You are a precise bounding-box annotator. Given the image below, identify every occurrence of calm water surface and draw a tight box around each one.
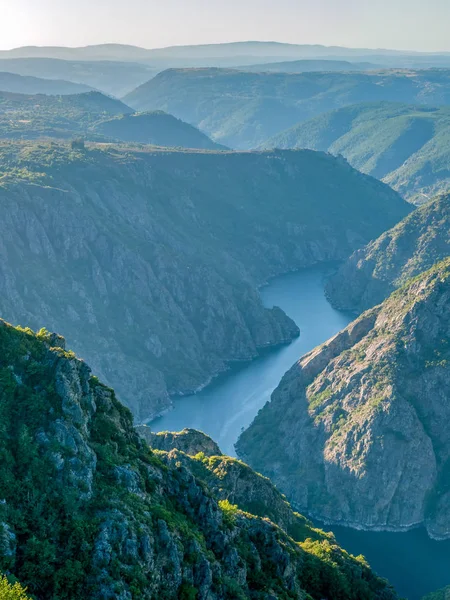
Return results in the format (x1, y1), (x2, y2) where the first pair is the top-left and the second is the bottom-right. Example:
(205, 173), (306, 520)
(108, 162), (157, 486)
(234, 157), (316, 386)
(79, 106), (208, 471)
(151, 265), (450, 600)
(152, 266), (350, 456)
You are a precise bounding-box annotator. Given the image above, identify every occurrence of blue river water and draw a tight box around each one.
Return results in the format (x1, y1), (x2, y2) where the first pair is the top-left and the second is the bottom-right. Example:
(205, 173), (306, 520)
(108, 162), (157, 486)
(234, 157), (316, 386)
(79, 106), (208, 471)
(151, 265), (450, 600)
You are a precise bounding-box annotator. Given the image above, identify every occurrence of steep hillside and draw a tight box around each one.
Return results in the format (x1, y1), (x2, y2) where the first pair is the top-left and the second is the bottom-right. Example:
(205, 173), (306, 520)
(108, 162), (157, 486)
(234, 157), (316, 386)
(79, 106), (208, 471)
(0, 318), (398, 599)
(92, 111), (225, 149)
(123, 68), (450, 148)
(137, 427), (334, 545)
(0, 71), (93, 95)
(237, 259), (450, 540)
(263, 102), (450, 203)
(0, 58), (157, 97)
(326, 193), (450, 312)
(0, 142), (408, 420)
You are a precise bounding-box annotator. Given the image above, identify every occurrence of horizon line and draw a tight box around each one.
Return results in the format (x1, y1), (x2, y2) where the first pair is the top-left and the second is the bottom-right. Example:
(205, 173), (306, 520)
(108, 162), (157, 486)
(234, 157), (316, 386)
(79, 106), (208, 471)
(1, 39), (450, 55)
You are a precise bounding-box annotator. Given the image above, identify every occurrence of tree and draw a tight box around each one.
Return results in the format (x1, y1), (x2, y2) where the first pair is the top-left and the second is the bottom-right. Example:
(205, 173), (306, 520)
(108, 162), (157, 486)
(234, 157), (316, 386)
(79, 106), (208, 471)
(0, 576), (31, 600)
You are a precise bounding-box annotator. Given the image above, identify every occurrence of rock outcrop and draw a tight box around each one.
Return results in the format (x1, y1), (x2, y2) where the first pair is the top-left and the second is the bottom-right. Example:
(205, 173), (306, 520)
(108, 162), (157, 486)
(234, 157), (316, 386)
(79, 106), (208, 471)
(141, 428), (328, 545)
(237, 259), (450, 539)
(136, 426), (222, 456)
(326, 193), (450, 313)
(0, 141), (408, 420)
(0, 317), (398, 600)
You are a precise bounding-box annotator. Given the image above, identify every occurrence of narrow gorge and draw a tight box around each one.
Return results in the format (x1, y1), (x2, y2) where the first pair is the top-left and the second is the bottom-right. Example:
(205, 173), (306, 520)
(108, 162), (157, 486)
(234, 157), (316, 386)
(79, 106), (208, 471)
(0, 141), (408, 421)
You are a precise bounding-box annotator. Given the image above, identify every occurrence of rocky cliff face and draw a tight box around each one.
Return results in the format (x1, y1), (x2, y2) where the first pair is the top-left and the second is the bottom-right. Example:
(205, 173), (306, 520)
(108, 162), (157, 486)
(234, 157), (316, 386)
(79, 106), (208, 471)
(326, 193), (450, 312)
(237, 259), (450, 539)
(137, 427), (328, 545)
(0, 318), (398, 600)
(0, 141), (408, 421)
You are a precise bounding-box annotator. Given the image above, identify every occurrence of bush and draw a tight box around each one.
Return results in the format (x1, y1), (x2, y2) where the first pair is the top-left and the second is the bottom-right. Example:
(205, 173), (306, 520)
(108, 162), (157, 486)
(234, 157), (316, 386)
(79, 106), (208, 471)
(0, 575), (30, 600)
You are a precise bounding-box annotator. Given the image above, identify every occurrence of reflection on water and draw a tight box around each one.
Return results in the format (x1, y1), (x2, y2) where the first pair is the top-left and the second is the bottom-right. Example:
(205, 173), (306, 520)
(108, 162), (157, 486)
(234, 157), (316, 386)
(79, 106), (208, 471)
(327, 524), (450, 600)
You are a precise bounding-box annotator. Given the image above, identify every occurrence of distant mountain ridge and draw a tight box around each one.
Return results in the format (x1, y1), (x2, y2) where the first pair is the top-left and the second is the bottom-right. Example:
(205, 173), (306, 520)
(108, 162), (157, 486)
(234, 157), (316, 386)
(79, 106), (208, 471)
(123, 67), (450, 149)
(241, 59), (381, 72)
(1, 41), (448, 63)
(0, 58), (158, 97)
(0, 71), (93, 95)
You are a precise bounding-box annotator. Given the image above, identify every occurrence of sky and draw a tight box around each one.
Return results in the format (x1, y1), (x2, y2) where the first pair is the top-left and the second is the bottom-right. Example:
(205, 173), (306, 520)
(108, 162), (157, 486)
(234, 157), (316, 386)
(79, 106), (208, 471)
(1, 0), (450, 52)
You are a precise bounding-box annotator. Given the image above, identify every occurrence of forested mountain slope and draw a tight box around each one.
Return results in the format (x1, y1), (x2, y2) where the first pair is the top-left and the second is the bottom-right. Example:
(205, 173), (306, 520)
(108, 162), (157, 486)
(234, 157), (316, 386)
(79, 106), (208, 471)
(0, 90), (132, 140)
(124, 68), (450, 148)
(263, 102), (450, 203)
(0, 57), (157, 97)
(92, 111), (225, 149)
(0, 91), (222, 149)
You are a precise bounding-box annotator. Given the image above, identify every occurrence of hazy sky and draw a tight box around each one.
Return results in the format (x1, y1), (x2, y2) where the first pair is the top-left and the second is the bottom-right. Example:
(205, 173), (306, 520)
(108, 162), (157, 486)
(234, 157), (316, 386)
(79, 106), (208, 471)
(1, 0), (449, 52)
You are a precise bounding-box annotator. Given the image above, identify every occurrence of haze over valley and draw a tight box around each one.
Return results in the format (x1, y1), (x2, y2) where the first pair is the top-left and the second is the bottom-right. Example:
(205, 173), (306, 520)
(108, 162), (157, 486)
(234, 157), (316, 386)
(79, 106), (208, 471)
(0, 2), (450, 599)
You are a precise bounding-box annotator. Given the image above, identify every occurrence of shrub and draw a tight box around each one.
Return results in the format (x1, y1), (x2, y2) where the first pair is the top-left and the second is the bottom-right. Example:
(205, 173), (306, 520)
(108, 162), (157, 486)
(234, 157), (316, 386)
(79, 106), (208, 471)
(0, 575), (30, 600)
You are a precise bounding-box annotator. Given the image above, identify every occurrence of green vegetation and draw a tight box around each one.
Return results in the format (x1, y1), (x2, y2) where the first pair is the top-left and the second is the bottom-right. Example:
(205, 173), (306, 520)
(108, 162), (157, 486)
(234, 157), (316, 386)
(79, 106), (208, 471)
(264, 101), (450, 202)
(176, 449), (329, 544)
(218, 499), (239, 526)
(0, 90), (223, 149)
(92, 111), (225, 149)
(0, 90), (132, 141)
(0, 576), (30, 600)
(123, 68), (450, 148)
(308, 387), (332, 411)
(0, 92), (132, 140)
(0, 318), (398, 599)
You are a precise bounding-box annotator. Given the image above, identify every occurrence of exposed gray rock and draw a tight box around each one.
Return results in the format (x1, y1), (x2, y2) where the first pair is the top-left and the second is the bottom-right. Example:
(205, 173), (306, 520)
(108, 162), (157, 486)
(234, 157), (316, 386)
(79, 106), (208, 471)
(0, 318), (399, 599)
(0, 142), (408, 421)
(136, 426), (222, 456)
(326, 193), (450, 312)
(238, 259), (450, 539)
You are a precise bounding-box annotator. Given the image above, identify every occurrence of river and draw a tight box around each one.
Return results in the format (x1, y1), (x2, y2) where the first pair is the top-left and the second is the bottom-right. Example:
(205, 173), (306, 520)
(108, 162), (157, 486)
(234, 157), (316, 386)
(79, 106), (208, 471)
(151, 265), (351, 456)
(151, 265), (450, 600)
